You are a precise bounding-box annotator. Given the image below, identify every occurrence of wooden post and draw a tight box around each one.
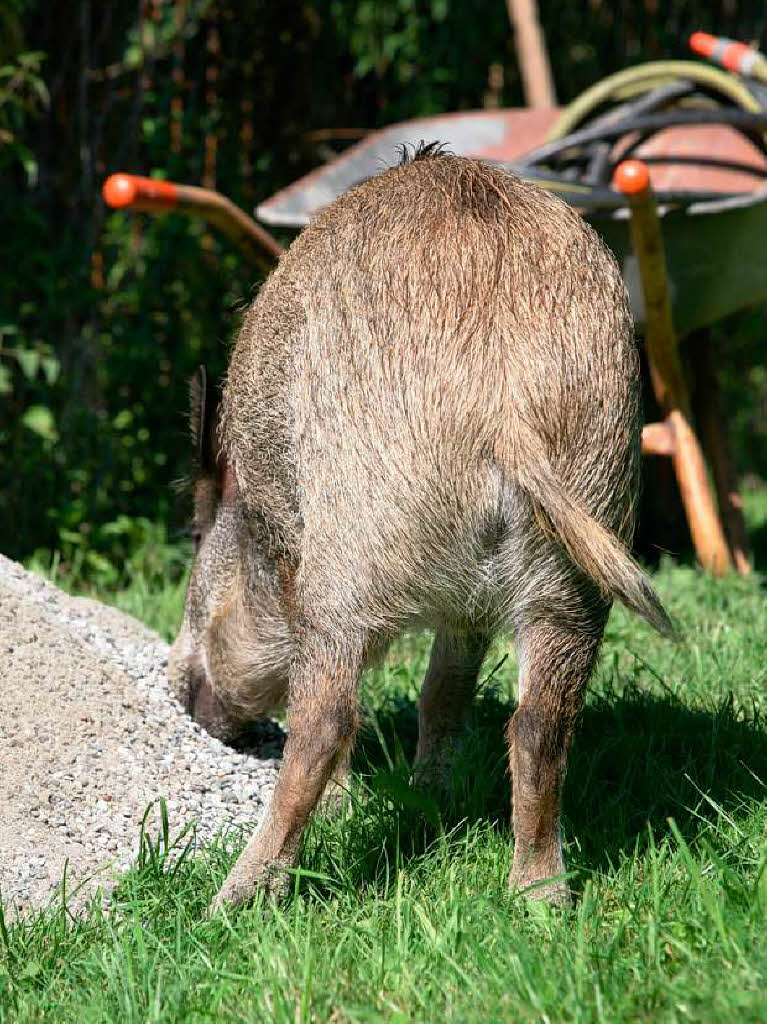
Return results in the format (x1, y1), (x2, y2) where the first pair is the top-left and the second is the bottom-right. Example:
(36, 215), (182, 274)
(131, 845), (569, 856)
(505, 0), (557, 108)
(615, 160), (732, 576)
(690, 329), (751, 574)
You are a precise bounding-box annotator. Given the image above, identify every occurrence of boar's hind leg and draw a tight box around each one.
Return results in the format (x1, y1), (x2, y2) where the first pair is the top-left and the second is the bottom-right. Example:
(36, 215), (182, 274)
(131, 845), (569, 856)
(415, 630), (489, 784)
(210, 632), (362, 912)
(507, 609), (606, 906)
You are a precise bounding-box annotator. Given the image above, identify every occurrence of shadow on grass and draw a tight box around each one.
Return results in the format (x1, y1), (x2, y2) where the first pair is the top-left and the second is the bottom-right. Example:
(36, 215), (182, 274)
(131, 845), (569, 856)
(113, 685), (766, 911)
(311, 685), (767, 892)
(568, 689), (766, 869)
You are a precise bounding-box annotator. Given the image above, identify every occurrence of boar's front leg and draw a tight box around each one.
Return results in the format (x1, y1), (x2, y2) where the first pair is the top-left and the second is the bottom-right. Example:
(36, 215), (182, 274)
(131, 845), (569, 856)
(210, 631), (362, 912)
(507, 611), (606, 906)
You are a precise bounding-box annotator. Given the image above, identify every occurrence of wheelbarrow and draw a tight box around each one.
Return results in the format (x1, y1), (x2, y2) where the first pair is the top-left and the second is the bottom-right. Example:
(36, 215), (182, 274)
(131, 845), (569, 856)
(104, 33), (767, 577)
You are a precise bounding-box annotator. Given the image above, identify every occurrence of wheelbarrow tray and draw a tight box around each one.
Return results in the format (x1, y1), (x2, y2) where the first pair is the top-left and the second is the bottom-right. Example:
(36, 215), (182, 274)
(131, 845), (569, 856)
(257, 108), (767, 335)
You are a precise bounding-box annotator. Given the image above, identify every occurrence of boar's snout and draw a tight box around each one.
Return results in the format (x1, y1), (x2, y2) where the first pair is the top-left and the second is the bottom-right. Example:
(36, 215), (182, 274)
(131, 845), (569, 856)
(168, 635), (241, 743)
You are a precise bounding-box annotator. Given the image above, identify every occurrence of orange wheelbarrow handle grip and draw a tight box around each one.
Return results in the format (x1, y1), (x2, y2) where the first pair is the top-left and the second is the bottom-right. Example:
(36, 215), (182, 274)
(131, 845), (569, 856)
(101, 173), (284, 262)
(689, 31), (766, 78)
(103, 174), (179, 209)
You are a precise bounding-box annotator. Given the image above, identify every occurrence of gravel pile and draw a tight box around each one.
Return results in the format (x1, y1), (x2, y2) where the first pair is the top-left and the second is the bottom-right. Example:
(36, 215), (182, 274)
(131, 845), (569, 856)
(0, 554), (283, 915)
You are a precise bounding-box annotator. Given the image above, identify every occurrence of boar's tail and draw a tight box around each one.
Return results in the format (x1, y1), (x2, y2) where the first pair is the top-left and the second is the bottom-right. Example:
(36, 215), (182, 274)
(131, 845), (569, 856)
(518, 458), (676, 639)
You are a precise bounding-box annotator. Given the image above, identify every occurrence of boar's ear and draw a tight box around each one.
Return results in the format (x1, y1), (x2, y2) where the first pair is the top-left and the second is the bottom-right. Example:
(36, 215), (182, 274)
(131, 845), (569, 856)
(189, 365), (219, 477)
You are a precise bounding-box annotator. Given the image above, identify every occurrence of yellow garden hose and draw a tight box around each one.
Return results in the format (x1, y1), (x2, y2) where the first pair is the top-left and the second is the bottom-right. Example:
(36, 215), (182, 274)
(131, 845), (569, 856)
(545, 60), (762, 143)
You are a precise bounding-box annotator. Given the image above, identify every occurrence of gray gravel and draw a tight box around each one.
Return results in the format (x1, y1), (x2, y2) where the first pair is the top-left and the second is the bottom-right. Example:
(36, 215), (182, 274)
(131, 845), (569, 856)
(0, 554), (283, 915)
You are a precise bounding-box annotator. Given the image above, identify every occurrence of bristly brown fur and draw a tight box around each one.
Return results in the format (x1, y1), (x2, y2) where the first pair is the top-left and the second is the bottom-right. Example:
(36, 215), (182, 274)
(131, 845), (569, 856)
(169, 155), (674, 913)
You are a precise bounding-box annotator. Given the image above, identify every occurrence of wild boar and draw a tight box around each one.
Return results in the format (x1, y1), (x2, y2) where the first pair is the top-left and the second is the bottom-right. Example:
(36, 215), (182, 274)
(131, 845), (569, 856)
(168, 146), (673, 911)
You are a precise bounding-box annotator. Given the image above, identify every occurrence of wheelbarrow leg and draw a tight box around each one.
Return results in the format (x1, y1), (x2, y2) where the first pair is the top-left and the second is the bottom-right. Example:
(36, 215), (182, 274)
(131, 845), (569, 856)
(690, 329), (751, 574)
(615, 160), (732, 576)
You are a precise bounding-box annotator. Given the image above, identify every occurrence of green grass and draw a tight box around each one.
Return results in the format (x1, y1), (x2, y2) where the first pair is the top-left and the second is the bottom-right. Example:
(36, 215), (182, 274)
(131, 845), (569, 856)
(7, 543), (767, 1020)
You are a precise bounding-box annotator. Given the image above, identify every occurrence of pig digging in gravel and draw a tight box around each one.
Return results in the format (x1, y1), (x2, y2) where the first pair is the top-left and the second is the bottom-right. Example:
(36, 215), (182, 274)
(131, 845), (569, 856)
(168, 145), (674, 913)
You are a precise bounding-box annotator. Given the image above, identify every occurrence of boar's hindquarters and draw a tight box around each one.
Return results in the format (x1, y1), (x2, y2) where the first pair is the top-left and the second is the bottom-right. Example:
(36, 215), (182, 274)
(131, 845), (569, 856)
(209, 153), (674, 911)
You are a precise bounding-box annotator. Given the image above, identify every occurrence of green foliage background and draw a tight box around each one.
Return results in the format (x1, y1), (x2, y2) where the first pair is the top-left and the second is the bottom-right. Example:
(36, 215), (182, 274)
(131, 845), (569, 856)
(2, 0), (767, 581)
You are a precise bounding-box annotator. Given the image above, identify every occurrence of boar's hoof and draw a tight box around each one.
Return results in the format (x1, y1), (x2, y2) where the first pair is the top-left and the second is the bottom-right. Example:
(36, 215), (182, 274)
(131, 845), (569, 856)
(209, 857), (291, 915)
(509, 870), (574, 908)
(411, 754), (456, 797)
